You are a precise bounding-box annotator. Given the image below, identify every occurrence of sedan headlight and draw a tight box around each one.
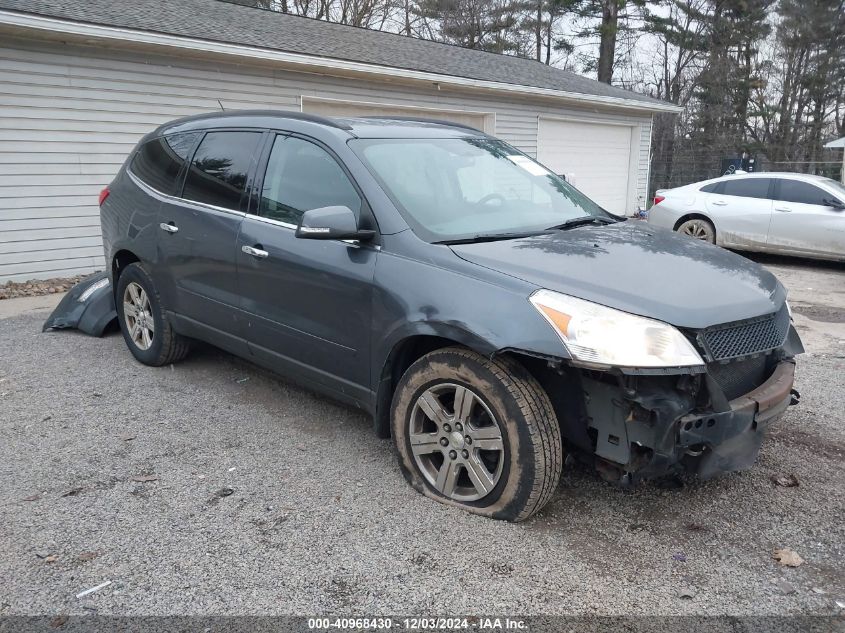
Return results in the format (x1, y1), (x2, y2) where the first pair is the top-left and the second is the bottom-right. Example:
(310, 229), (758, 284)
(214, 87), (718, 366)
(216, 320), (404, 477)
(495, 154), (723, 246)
(529, 289), (704, 368)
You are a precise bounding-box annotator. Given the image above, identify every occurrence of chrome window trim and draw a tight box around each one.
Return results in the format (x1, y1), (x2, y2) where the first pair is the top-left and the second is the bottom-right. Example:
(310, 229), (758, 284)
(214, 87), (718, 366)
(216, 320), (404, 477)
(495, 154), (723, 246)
(127, 169), (247, 218)
(242, 213), (381, 250)
(245, 214), (297, 230)
(129, 164), (381, 250)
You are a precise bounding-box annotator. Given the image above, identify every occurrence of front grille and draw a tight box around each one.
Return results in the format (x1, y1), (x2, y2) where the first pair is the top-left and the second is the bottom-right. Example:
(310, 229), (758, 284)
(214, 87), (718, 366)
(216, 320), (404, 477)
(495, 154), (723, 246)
(707, 355), (769, 400)
(698, 303), (790, 361)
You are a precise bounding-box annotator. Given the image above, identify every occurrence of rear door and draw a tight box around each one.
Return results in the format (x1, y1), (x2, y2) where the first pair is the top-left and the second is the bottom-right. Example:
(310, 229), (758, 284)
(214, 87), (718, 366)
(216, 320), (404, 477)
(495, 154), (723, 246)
(236, 133), (378, 401)
(767, 178), (845, 257)
(157, 129), (264, 333)
(124, 131), (200, 281)
(704, 178), (773, 248)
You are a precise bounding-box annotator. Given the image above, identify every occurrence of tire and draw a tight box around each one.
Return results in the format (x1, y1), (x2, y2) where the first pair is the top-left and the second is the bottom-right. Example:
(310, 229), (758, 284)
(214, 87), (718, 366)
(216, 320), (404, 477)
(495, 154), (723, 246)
(676, 217), (716, 243)
(391, 347), (562, 522)
(115, 262), (190, 366)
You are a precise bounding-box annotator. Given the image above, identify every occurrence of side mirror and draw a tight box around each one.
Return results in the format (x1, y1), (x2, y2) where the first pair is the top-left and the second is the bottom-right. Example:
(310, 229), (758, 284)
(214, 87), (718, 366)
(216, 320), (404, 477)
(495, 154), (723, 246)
(823, 198), (845, 210)
(295, 206), (375, 241)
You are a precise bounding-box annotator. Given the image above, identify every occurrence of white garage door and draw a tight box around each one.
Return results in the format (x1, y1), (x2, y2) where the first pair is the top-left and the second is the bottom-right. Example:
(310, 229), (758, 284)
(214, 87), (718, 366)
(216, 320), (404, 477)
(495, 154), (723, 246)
(302, 97), (493, 133)
(537, 118), (634, 215)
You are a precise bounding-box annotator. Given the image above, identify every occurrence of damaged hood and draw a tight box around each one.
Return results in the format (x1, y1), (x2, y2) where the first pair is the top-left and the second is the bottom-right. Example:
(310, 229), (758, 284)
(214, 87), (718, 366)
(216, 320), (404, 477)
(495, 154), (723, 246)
(450, 222), (784, 330)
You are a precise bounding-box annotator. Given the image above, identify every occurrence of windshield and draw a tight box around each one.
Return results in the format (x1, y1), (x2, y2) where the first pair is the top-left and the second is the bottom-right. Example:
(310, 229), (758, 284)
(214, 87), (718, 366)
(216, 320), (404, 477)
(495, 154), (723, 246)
(350, 137), (613, 242)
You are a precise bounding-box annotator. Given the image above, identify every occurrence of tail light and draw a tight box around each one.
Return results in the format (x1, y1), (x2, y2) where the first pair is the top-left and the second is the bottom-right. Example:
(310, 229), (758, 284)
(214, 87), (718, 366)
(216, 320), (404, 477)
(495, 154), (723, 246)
(653, 195), (665, 206)
(98, 186), (110, 206)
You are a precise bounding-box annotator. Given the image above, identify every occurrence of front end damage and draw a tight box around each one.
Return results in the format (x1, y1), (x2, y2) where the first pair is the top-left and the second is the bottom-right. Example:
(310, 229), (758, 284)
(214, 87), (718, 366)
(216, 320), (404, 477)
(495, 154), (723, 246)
(543, 304), (805, 483)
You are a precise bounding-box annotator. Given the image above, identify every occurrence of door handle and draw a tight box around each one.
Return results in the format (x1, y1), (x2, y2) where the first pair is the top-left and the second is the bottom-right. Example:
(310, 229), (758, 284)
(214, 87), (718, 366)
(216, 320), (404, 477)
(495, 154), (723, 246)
(712, 200), (727, 206)
(774, 207), (792, 213)
(159, 222), (179, 233)
(242, 244), (269, 259)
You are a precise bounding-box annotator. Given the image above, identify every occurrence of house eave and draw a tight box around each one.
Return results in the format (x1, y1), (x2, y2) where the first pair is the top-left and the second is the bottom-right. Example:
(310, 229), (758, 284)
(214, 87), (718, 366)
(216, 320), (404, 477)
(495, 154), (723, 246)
(0, 9), (683, 115)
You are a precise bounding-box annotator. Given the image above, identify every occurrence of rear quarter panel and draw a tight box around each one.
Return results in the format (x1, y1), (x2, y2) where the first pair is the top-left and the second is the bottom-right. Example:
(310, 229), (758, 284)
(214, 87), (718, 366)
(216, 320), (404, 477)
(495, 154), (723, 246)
(648, 187), (702, 230)
(100, 168), (160, 281)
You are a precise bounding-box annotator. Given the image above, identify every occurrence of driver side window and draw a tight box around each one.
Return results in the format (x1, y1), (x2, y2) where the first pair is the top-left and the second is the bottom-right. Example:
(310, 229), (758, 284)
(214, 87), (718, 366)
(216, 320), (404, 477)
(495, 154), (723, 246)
(260, 136), (361, 225)
(775, 179), (830, 206)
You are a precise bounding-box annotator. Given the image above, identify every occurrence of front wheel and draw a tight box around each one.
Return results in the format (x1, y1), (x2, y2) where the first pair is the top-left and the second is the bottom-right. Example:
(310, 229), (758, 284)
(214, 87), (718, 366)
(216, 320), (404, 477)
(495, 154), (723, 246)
(391, 347), (562, 522)
(677, 217), (716, 243)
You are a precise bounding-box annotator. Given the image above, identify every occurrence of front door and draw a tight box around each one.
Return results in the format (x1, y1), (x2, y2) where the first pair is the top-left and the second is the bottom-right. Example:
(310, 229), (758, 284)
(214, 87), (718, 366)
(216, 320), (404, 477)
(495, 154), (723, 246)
(157, 129), (264, 333)
(704, 177), (773, 248)
(236, 133), (377, 401)
(767, 178), (845, 258)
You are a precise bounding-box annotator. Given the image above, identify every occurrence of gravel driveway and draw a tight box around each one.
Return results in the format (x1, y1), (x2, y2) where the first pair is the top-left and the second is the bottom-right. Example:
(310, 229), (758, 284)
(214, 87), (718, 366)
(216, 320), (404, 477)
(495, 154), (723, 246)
(1, 255), (843, 618)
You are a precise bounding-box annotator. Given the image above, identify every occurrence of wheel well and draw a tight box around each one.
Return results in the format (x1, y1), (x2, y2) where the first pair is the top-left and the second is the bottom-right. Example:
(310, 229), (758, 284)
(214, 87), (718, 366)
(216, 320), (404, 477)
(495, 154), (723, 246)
(373, 335), (466, 438)
(372, 337), (579, 444)
(496, 351), (589, 453)
(112, 249), (140, 283)
(673, 213), (715, 232)
(375, 336), (593, 451)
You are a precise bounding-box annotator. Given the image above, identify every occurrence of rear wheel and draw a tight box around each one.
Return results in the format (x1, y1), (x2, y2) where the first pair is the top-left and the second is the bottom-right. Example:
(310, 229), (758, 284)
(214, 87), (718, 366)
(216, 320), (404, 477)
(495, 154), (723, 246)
(115, 263), (189, 366)
(677, 218), (716, 243)
(391, 347), (562, 522)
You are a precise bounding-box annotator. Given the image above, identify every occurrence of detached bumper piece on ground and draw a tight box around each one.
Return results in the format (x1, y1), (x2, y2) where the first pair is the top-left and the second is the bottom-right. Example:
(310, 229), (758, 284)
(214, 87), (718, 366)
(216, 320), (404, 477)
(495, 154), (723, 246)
(42, 271), (116, 336)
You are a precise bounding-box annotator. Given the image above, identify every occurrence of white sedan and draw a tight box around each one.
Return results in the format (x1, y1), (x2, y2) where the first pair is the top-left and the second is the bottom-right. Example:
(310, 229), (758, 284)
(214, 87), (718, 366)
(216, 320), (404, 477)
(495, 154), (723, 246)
(647, 172), (845, 261)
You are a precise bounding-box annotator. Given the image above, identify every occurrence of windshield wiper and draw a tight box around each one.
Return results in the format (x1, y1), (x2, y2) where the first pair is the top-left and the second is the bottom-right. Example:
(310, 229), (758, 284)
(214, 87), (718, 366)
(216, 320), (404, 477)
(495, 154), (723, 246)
(546, 216), (617, 231)
(436, 231), (542, 245)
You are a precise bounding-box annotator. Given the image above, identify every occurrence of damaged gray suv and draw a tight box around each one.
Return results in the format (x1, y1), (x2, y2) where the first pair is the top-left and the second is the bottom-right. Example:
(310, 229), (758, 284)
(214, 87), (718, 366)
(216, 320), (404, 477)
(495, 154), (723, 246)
(52, 111), (804, 521)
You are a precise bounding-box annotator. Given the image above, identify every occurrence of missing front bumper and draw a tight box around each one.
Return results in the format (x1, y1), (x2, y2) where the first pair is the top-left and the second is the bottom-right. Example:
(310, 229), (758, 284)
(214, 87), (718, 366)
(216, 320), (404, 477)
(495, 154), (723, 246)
(579, 358), (797, 482)
(681, 360), (795, 478)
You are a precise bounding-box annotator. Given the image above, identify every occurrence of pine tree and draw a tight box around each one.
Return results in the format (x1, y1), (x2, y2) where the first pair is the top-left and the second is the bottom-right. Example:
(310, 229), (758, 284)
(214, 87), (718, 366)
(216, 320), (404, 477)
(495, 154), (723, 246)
(688, 0), (772, 177)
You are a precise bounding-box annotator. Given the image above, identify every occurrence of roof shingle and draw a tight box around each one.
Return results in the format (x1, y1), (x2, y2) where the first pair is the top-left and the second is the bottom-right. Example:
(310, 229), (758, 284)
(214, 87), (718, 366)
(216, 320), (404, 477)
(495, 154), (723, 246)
(0, 0), (668, 108)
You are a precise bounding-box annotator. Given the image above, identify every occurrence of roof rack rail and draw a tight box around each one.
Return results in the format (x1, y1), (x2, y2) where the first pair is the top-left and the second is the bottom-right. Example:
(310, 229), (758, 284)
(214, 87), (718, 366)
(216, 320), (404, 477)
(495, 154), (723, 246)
(359, 115), (483, 133)
(160, 109), (353, 131)
(275, 110), (353, 130)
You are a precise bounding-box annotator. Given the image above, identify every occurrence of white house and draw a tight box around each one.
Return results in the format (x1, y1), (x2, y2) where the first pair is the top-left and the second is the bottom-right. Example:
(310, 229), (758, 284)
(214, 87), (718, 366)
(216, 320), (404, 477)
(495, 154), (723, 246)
(0, 0), (679, 282)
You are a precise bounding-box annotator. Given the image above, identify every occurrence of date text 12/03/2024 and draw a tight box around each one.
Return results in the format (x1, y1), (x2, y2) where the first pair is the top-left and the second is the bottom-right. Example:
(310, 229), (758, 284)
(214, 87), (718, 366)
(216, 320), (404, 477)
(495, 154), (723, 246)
(307, 617), (528, 630)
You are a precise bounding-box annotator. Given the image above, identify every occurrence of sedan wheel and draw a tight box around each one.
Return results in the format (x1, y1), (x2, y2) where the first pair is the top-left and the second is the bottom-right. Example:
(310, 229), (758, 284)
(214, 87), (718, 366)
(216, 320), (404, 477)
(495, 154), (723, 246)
(677, 218), (716, 243)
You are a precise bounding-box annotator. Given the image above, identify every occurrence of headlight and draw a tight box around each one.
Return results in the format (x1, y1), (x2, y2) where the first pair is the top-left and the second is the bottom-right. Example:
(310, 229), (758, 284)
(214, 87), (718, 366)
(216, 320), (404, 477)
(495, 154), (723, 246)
(529, 289), (704, 368)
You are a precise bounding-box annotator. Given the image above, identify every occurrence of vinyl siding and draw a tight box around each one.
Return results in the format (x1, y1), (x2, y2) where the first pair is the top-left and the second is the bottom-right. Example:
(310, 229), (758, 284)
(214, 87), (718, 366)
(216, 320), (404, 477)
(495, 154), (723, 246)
(637, 120), (653, 208)
(0, 36), (654, 282)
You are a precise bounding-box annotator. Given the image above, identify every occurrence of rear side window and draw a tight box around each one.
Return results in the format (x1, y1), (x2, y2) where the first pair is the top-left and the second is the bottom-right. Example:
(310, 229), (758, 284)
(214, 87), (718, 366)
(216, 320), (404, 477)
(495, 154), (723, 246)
(130, 133), (199, 195)
(182, 131), (263, 211)
(259, 136), (361, 225)
(775, 179), (829, 205)
(721, 178), (771, 199)
(700, 182), (722, 193)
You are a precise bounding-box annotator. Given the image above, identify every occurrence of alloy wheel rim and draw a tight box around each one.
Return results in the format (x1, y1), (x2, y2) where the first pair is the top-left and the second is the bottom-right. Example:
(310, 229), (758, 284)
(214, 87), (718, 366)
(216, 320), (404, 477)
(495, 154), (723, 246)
(409, 383), (505, 502)
(123, 282), (155, 350)
(681, 221), (710, 240)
